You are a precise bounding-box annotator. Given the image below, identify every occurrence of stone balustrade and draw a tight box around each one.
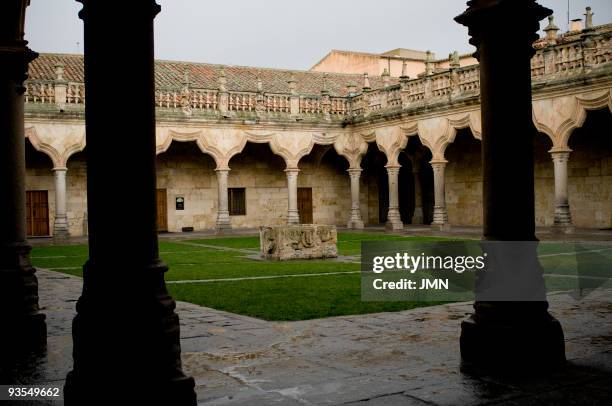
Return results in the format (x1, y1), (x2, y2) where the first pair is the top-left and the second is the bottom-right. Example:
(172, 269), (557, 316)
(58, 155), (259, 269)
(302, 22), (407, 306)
(24, 26), (612, 121)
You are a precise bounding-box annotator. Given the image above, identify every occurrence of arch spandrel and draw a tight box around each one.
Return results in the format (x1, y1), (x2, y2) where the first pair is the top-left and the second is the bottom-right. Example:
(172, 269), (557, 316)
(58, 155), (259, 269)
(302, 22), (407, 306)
(533, 90), (612, 151)
(333, 132), (368, 169)
(25, 123), (86, 168)
(374, 126), (408, 166)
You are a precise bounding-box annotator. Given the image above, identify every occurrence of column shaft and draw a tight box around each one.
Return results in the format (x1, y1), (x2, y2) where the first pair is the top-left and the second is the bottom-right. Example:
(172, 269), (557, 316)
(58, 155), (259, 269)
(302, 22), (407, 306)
(53, 167), (70, 240)
(347, 168), (364, 229)
(286, 168), (300, 224)
(455, 0), (565, 370)
(65, 1), (195, 404)
(385, 165), (403, 230)
(0, 0), (47, 357)
(551, 151), (573, 228)
(431, 161), (448, 227)
(412, 166), (424, 224)
(216, 169), (231, 230)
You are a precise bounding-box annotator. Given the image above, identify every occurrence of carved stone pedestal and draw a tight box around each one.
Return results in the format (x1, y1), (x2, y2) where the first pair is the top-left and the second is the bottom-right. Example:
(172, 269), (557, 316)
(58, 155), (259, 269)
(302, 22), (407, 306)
(260, 225), (338, 260)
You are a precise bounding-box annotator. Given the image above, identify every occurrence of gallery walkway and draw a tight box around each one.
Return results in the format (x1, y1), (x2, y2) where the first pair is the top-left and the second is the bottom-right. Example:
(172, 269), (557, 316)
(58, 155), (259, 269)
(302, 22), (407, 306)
(6, 268), (611, 405)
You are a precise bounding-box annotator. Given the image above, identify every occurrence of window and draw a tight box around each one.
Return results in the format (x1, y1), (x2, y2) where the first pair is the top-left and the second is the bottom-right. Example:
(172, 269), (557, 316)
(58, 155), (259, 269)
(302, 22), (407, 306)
(228, 188), (246, 215)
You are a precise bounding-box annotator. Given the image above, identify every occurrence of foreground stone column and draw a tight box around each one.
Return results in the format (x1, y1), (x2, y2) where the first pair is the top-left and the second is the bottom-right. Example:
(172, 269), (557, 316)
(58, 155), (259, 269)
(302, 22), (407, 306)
(64, 1), (196, 404)
(347, 168), (364, 229)
(53, 167), (70, 241)
(385, 165), (403, 230)
(431, 160), (449, 228)
(285, 168), (300, 224)
(551, 150), (573, 230)
(0, 0), (47, 358)
(215, 168), (231, 231)
(412, 163), (424, 224)
(456, 0), (565, 370)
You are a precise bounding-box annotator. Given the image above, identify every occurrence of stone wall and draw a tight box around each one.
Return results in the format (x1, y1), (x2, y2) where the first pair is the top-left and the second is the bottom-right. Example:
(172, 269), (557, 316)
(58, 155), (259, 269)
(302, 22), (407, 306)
(445, 131), (483, 226)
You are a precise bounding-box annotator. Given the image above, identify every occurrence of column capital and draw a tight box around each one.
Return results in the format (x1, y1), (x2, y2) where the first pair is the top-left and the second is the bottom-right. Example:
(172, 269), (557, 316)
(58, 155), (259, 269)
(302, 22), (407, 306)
(52, 166), (68, 172)
(550, 150), (571, 162)
(455, 1), (551, 60)
(430, 160), (447, 169)
(77, 0), (161, 20)
(214, 167), (230, 173)
(347, 167), (363, 174)
(284, 167), (300, 174)
(549, 146), (572, 155)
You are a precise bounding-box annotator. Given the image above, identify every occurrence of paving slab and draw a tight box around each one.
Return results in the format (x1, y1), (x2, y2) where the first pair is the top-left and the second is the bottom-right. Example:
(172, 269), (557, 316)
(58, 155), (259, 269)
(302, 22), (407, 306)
(5, 269), (611, 405)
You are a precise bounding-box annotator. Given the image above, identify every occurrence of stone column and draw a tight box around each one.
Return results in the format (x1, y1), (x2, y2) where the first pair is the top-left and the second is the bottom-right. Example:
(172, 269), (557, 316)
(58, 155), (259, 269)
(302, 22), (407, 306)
(456, 0), (565, 369)
(53, 167), (70, 241)
(0, 0), (47, 357)
(551, 151), (573, 230)
(64, 2), (196, 404)
(285, 168), (300, 224)
(431, 161), (449, 228)
(385, 165), (403, 230)
(347, 168), (364, 229)
(412, 163), (424, 225)
(215, 168), (231, 231)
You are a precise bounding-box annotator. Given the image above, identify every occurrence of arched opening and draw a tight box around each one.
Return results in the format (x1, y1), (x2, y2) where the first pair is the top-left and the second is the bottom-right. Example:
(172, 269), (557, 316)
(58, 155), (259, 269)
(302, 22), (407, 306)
(444, 128), (482, 226)
(228, 141), (287, 227)
(534, 132), (554, 226)
(25, 139), (54, 237)
(156, 140), (216, 232)
(299, 144), (350, 225)
(401, 135), (434, 225)
(361, 142), (388, 225)
(567, 108), (612, 229)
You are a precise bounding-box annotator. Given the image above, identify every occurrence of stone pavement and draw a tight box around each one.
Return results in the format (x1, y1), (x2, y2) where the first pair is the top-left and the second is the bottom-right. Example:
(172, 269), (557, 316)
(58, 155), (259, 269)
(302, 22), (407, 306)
(7, 269), (611, 405)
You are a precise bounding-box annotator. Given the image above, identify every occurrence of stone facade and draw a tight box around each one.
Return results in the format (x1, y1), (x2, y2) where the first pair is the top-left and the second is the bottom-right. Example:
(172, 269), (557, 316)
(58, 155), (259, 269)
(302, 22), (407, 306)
(21, 22), (612, 236)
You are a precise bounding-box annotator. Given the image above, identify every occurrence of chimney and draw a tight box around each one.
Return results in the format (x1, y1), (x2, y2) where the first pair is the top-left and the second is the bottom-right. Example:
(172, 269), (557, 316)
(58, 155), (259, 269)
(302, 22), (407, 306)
(570, 18), (583, 32)
(584, 7), (594, 29)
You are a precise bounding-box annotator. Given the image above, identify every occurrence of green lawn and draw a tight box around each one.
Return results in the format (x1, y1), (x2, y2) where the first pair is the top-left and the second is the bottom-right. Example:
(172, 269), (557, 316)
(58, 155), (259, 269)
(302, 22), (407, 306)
(30, 233), (611, 321)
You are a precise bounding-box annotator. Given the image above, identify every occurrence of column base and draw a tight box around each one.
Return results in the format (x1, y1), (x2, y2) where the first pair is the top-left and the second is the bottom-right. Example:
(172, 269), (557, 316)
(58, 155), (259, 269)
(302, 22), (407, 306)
(65, 370), (196, 405)
(0, 242), (47, 357)
(385, 219), (404, 231)
(287, 210), (300, 225)
(216, 213), (232, 232)
(347, 219), (364, 229)
(53, 226), (71, 243)
(65, 260), (196, 404)
(460, 311), (565, 372)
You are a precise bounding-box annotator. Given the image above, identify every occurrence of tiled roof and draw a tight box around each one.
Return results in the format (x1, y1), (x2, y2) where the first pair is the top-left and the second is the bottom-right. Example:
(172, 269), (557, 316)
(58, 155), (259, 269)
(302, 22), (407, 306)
(28, 53), (398, 97)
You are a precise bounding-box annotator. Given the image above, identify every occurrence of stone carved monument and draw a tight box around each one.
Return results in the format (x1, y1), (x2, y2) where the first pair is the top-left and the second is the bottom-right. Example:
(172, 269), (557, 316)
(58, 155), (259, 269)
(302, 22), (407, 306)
(260, 225), (338, 260)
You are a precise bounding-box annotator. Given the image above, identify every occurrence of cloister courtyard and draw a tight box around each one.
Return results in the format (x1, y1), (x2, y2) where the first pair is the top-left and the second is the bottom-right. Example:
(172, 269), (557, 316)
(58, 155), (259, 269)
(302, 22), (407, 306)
(11, 229), (612, 404)
(2, 0), (611, 404)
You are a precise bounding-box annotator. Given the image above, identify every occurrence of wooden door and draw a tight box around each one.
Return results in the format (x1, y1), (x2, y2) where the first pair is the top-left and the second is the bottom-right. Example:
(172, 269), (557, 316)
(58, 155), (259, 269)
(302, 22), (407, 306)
(26, 191), (50, 236)
(156, 189), (168, 232)
(297, 187), (313, 224)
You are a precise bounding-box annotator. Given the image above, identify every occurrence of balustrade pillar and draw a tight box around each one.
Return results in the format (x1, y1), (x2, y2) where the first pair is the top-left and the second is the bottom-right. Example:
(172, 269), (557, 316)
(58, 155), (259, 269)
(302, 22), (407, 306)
(456, 0), (565, 370)
(551, 150), (573, 230)
(64, 1), (196, 403)
(53, 167), (70, 241)
(347, 168), (364, 229)
(215, 168), (231, 231)
(285, 168), (300, 224)
(431, 161), (449, 228)
(385, 165), (403, 230)
(0, 0), (47, 357)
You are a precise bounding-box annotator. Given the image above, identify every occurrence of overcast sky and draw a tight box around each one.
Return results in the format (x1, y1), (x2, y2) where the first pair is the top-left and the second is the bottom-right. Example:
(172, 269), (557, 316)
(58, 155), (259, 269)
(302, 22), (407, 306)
(25, 0), (612, 70)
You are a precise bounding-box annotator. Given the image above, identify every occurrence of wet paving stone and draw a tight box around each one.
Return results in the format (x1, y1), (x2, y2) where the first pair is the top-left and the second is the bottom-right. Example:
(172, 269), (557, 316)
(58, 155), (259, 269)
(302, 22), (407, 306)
(7, 269), (611, 405)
